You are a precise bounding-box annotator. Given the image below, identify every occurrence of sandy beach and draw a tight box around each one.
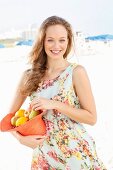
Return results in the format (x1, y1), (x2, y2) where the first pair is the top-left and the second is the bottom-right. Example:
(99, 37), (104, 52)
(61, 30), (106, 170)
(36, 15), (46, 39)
(0, 44), (113, 170)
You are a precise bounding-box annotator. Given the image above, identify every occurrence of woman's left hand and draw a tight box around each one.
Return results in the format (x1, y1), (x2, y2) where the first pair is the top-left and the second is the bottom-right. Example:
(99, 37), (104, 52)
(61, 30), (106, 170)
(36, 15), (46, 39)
(30, 97), (56, 111)
(11, 131), (47, 149)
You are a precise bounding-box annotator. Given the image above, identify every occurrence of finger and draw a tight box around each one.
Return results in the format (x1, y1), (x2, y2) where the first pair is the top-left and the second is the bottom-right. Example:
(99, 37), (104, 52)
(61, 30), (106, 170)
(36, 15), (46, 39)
(34, 135), (47, 139)
(32, 102), (41, 107)
(36, 138), (45, 145)
(40, 110), (47, 116)
(34, 106), (43, 111)
(33, 105), (42, 111)
(31, 101), (41, 108)
(27, 134), (46, 138)
(29, 104), (46, 113)
(30, 99), (40, 107)
(32, 96), (40, 103)
(35, 134), (47, 139)
(36, 138), (44, 140)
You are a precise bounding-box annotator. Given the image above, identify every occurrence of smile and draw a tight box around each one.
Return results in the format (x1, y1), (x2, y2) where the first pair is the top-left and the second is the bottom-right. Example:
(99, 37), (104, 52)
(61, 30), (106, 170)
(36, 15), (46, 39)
(50, 50), (61, 54)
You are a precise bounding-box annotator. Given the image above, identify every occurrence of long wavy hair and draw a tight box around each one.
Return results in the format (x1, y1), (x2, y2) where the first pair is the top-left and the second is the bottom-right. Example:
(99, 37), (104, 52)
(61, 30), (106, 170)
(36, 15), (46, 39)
(21, 16), (74, 96)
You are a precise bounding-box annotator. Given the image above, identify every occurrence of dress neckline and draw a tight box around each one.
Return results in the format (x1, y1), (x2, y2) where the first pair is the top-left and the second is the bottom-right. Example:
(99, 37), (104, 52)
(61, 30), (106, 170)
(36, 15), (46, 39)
(42, 63), (72, 83)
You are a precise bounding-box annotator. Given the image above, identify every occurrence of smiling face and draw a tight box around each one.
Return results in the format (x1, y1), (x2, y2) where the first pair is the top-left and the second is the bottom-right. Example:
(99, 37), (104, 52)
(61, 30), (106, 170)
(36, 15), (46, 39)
(44, 24), (68, 60)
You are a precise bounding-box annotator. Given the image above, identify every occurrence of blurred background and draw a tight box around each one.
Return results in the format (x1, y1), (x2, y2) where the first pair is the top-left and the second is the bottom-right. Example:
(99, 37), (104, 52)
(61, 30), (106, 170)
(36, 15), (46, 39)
(0, 0), (113, 169)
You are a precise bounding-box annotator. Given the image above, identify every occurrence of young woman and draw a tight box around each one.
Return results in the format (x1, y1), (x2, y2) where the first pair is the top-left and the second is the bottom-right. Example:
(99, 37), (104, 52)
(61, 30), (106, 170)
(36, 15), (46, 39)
(9, 16), (106, 169)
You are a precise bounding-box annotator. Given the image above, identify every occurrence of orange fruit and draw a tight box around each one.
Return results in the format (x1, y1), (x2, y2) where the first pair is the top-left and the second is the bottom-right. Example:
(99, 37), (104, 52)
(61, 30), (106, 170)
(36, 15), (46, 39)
(15, 117), (28, 127)
(15, 109), (25, 117)
(11, 116), (19, 126)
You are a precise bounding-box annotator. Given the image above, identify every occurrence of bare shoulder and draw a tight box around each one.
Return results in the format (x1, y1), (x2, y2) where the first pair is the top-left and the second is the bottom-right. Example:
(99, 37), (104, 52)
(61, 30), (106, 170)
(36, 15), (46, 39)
(73, 64), (88, 78)
(72, 64), (91, 88)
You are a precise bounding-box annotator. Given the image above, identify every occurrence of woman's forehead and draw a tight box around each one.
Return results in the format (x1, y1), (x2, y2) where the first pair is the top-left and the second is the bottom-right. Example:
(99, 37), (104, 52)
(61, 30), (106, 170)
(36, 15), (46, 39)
(45, 25), (68, 37)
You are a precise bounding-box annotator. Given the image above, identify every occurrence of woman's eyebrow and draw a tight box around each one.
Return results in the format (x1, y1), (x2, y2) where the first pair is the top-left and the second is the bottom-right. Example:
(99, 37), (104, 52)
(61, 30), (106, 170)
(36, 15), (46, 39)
(46, 36), (67, 38)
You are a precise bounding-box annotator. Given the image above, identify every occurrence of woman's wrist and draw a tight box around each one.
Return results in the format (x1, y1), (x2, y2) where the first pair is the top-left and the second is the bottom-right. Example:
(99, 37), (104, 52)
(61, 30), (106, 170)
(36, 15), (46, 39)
(52, 100), (62, 110)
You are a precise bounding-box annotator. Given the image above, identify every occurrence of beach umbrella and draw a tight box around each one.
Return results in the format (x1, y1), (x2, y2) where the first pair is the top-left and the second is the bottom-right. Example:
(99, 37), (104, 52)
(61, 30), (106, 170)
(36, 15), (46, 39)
(16, 40), (33, 46)
(0, 44), (5, 48)
(85, 34), (113, 41)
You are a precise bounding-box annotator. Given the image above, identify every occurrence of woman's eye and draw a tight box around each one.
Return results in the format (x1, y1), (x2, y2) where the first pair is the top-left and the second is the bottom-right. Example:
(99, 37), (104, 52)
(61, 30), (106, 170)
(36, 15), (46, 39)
(47, 39), (53, 42)
(60, 39), (65, 42)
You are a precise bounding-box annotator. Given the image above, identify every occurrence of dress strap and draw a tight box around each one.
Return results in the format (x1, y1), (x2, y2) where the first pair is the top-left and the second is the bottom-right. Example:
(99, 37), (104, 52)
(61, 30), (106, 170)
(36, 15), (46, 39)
(58, 63), (78, 86)
(71, 63), (78, 69)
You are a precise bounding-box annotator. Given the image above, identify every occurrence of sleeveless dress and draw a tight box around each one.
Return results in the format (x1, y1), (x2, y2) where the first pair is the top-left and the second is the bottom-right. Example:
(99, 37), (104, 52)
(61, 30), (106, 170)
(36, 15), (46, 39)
(30, 63), (106, 170)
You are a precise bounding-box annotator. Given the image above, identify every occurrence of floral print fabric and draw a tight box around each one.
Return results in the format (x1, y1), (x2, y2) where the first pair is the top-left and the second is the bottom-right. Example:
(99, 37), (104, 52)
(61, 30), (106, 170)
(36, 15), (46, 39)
(31, 63), (106, 170)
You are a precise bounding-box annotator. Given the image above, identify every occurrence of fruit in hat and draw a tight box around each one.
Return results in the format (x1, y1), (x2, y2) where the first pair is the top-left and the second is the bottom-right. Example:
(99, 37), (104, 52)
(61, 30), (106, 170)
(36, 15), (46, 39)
(29, 110), (40, 120)
(15, 109), (25, 117)
(15, 117), (28, 127)
(11, 116), (19, 126)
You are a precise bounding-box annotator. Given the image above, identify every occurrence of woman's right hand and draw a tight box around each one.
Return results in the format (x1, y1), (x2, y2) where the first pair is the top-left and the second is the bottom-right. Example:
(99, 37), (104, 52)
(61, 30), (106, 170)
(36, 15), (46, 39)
(11, 131), (47, 149)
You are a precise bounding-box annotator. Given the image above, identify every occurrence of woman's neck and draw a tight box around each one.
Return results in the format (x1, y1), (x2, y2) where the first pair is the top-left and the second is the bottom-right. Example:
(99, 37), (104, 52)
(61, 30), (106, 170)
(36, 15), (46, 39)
(46, 59), (69, 73)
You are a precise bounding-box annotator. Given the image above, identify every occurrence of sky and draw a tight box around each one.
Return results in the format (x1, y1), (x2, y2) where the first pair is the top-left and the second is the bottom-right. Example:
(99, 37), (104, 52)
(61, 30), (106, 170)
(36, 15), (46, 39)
(0, 0), (113, 36)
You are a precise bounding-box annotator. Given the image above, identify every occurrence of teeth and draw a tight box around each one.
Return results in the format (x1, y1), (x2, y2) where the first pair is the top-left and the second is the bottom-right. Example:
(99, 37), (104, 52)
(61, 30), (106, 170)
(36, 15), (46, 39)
(51, 50), (61, 54)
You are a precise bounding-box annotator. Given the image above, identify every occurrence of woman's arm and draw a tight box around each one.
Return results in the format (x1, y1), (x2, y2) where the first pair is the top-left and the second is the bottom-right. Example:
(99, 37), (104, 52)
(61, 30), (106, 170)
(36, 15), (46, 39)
(54, 65), (97, 125)
(11, 131), (47, 149)
(9, 71), (47, 148)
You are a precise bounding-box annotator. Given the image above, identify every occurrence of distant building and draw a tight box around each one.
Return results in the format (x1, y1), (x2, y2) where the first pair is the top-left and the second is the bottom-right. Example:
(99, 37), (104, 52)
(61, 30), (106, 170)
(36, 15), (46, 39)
(74, 31), (88, 56)
(21, 28), (37, 40)
(75, 31), (86, 44)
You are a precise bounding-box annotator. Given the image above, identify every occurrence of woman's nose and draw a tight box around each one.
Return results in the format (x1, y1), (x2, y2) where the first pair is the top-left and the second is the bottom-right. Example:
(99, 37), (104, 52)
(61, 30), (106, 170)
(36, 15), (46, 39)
(53, 41), (60, 48)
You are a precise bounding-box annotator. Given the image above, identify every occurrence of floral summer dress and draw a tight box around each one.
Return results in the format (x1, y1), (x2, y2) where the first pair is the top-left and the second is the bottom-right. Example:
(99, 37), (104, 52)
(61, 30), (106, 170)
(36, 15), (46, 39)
(31, 63), (106, 170)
